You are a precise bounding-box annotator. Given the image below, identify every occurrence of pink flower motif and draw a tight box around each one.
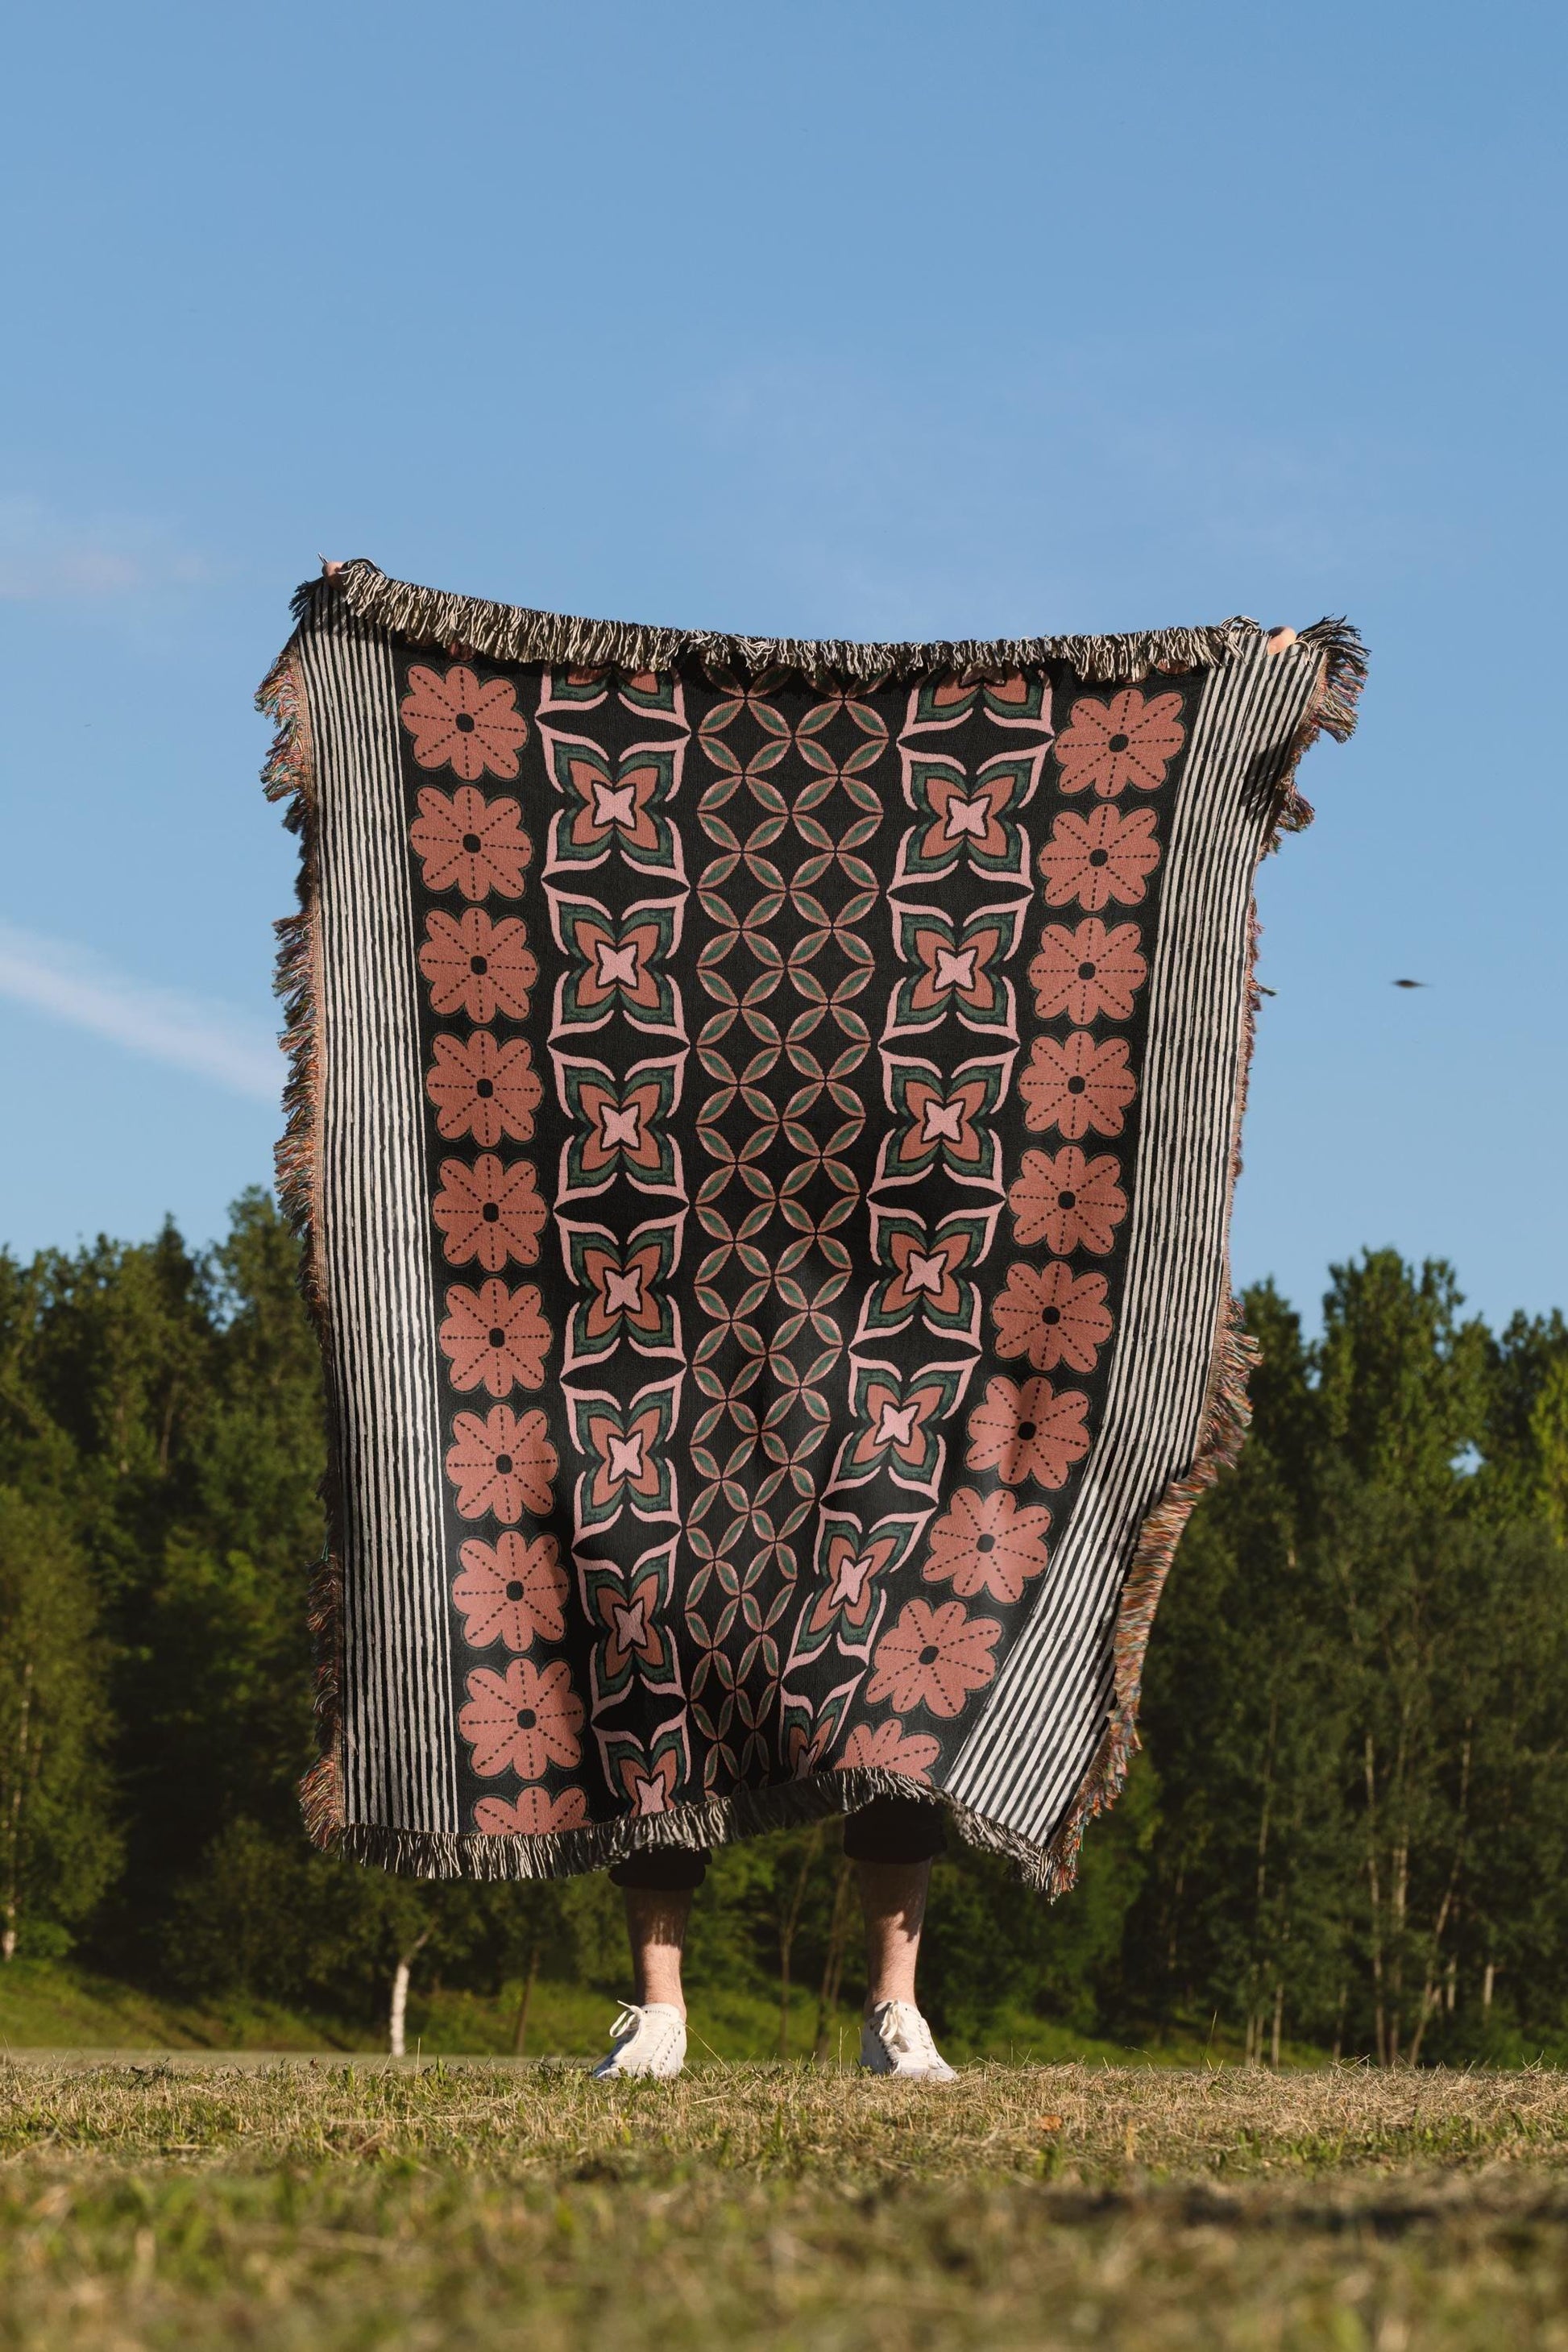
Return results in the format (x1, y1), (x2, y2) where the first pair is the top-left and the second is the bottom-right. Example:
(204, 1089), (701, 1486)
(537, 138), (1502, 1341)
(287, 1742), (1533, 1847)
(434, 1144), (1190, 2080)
(426, 1032), (542, 1147)
(866, 1598), (1002, 1717)
(458, 1657), (585, 1779)
(1039, 805), (1160, 911)
(583, 1402), (667, 1515)
(964, 1376), (1091, 1490)
(992, 1261), (1113, 1375)
(445, 1404), (558, 1521)
(419, 908), (537, 1023)
(835, 1719), (942, 1781)
(432, 1155), (547, 1271)
(409, 785), (532, 901)
(438, 1279), (551, 1396)
(1054, 688), (1185, 799)
(590, 1572), (671, 1681)
(561, 751), (670, 859)
(452, 1531), (568, 1651)
(616, 1749), (680, 1816)
(1019, 1032), (1136, 1139)
(474, 1786), (590, 1836)
(923, 1487), (1052, 1604)
(400, 664), (529, 781)
(807, 1529), (902, 1636)
(1008, 1147), (1127, 1256)
(1029, 919), (1147, 1025)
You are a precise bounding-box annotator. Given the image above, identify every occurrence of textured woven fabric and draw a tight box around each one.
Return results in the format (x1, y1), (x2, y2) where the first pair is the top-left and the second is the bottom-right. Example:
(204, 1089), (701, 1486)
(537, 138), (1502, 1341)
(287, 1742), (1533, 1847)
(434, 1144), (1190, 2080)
(260, 564), (1361, 1889)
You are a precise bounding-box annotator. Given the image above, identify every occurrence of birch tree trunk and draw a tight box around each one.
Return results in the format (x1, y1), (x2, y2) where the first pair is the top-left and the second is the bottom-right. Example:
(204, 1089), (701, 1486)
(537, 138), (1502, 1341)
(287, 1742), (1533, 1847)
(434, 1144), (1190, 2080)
(389, 1925), (433, 2056)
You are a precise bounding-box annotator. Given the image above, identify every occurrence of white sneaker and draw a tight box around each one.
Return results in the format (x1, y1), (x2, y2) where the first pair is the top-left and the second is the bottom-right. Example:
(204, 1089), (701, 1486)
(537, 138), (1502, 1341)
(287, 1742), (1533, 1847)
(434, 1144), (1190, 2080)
(591, 2001), (687, 2080)
(859, 2000), (957, 2082)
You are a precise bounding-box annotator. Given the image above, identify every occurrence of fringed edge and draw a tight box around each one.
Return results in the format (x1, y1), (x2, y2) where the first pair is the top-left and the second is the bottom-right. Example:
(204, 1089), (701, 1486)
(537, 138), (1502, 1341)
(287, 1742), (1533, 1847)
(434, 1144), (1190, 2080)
(323, 557), (1275, 689)
(332, 1765), (1063, 1886)
(257, 638), (349, 1854)
(1263, 617), (1368, 847)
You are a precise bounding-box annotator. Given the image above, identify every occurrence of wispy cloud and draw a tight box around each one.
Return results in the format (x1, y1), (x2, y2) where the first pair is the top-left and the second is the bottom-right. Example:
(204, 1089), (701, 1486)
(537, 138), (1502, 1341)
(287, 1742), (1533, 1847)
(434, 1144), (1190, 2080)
(0, 496), (208, 602)
(0, 922), (280, 1102)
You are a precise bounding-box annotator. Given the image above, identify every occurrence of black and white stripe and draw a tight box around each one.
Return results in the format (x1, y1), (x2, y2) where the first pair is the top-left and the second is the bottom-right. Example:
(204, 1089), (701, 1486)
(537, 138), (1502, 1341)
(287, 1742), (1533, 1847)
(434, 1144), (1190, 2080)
(944, 643), (1322, 1845)
(297, 601), (457, 1836)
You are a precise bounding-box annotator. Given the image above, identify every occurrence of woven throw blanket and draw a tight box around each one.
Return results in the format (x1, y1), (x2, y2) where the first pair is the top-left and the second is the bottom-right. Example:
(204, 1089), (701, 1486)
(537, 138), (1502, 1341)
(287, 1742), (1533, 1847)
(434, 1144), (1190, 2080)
(260, 561), (1363, 1889)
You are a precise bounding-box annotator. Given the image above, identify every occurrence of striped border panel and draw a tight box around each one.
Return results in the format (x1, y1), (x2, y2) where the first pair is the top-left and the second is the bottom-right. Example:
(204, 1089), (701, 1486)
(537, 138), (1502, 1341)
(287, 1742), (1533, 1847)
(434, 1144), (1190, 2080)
(296, 599), (457, 1836)
(945, 641), (1324, 1848)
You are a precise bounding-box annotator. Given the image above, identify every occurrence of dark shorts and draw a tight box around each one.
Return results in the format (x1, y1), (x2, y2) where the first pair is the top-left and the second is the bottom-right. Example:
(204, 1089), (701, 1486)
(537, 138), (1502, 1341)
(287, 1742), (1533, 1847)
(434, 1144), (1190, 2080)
(608, 1795), (946, 1889)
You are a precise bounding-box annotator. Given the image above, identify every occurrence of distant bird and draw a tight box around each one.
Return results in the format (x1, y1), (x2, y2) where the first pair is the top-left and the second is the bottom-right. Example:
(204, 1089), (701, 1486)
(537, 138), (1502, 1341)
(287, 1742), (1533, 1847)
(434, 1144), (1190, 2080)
(1392, 978), (1429, 989)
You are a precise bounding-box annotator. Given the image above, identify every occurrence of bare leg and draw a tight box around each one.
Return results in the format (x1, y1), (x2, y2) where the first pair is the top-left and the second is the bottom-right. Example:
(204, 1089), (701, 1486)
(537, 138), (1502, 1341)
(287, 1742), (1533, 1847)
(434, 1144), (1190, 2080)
(622, 1885), (693, 2016)
(856, 1857), (932, 2012)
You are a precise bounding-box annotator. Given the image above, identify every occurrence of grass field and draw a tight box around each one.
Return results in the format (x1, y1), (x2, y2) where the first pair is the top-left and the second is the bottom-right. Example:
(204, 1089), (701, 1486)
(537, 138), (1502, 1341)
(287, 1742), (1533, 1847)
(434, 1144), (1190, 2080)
(6, 2060), (1568, 2348)
(0, 1956), (1175, 2068)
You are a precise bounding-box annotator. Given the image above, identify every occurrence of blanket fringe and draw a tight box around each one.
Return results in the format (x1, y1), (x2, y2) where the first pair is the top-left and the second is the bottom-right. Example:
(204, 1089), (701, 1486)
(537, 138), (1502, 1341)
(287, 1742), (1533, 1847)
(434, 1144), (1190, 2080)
(257, 641), (348, 1853)
(319, 558), (1284, 689)
(1264, 616), (1368, 845)
(334, 1766), (1065, 1886)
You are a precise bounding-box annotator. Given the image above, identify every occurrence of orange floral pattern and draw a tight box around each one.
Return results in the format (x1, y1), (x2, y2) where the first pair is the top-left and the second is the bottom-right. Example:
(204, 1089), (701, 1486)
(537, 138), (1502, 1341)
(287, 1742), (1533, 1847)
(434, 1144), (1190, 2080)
(400, 664), (529, 780)
(992, 1260), (1113, 1374)
(1008, 1147), (1128, 1255)
(438, 1279), (551, 1396)
(923, 1487), (1052, 1603)
(425, 1032), (542, 1147)
(432, 1154), (547, 1271)
(474, 1786), (590, 1836)
(835, 1719), (942, 1778)
(1039, 805), (1161, 911)
(964, 1375), (1092, 1489)
(866, 1598), (1002, 1716)
(1029, 918), (1147, 1025)
(419, 908), (537, 1023)
(458, 1657), (585, 1779)
(445, 1404), (557, 1520)
(452, 1531), (569, 1650)
(1019, 1032), (1136, 1139)
(1055, 688), (1185, 799)
(409, 786), (533, 900)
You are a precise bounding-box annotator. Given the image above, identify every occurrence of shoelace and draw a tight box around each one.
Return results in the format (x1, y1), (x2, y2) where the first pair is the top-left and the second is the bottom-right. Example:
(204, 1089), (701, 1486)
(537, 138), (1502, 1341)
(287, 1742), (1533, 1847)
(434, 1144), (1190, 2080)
(608, 2002), (647, 2044)
(878, 2002), (941, 2065)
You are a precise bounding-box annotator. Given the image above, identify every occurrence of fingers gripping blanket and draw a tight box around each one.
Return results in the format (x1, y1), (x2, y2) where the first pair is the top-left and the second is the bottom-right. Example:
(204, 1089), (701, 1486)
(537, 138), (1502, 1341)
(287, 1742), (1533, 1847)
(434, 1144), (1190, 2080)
(260, 562), (1363, 1887)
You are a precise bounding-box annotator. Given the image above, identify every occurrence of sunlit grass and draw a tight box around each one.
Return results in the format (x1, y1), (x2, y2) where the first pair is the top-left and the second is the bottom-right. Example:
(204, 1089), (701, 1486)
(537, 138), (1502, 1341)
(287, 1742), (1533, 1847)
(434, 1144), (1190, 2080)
(7, 2059), (1568, 2346)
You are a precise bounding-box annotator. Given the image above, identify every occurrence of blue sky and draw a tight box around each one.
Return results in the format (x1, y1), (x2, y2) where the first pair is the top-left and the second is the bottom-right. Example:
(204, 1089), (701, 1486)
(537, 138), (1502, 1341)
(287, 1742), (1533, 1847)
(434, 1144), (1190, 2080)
(2, 0), (1563, 1333)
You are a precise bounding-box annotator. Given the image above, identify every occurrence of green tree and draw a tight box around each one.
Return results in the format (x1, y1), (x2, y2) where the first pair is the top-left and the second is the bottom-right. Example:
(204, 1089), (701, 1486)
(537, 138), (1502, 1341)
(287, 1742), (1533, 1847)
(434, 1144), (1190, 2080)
(1473, 1309), (1568, 1525)
(1139, 1284), (1350, 2057)
(0, 1487), (120, 1959)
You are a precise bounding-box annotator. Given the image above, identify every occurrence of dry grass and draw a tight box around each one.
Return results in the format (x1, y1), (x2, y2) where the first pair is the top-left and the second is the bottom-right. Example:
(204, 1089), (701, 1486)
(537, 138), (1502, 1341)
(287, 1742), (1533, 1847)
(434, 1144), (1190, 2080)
(6, 2057), (1568, 2347)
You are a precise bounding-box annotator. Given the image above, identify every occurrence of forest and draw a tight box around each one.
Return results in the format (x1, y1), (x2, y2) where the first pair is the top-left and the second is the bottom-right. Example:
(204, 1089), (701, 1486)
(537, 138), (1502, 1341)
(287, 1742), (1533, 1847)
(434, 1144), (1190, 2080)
(2, 1188), (1567, 2065)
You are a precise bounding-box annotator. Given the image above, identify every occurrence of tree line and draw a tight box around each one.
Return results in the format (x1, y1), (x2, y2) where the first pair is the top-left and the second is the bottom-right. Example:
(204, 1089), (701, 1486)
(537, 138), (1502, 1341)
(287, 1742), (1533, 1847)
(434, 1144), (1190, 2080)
(2, 1190), (1566, 2061)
